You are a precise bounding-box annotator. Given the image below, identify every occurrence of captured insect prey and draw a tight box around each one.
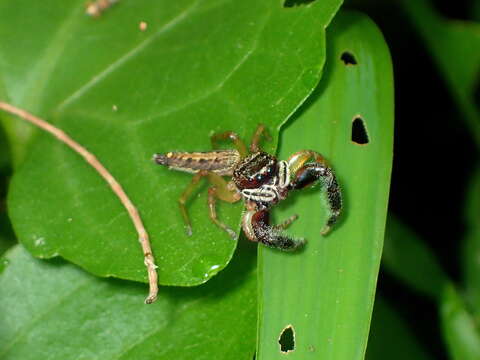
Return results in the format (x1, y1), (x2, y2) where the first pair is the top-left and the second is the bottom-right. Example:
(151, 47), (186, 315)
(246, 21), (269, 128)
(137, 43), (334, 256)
(153, 124), (342, 251)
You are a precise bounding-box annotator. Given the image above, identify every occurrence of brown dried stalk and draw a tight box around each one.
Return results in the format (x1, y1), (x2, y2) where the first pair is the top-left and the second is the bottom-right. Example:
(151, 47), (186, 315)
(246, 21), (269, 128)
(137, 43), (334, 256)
(0, 102), (158, 304)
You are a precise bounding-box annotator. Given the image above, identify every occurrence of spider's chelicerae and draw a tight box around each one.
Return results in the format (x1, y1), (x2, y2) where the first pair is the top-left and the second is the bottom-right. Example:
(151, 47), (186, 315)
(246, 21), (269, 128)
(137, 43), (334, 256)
(153, 124), (342, 251)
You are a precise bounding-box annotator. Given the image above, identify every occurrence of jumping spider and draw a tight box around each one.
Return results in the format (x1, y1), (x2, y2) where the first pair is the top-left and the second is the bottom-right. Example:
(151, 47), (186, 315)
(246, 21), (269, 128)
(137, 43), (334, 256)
(153, 124), (342, 251)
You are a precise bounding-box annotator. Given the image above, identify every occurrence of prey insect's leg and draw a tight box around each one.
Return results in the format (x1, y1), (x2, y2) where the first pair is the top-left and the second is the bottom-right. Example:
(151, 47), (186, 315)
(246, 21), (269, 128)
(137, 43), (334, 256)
(242, 208), (304, 251)
(207, 173), (241, 239)
(178, 171), (206, 236)
(249, 123), (272, 153)
(211, 131), (248, 158)
(287, 150), (342, 235)
(179, 170), (240, 237)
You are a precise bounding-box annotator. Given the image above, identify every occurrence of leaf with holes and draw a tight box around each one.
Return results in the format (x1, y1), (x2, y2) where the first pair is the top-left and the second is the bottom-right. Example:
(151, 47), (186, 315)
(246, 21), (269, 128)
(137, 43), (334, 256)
(257, 11), (394, 359)
(0, 244), (256, 359)
(0, 0), (343, 286)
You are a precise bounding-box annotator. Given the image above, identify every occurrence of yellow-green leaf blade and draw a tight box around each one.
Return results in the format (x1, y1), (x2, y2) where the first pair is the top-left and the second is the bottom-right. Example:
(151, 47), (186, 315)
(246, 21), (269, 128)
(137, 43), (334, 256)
(0, 244), (257, 359)
(257, 11), (394, 359)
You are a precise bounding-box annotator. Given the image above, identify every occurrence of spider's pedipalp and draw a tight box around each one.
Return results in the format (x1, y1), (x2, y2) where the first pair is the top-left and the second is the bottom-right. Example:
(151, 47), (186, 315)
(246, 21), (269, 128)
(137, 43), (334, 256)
(242, 208), (304, 251)
(288, 151), (342, 234)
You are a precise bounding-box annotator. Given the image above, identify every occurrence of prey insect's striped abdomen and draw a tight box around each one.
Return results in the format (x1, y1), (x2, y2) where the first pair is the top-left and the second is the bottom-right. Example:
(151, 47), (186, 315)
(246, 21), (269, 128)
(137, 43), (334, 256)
(153, 150), (240, 176)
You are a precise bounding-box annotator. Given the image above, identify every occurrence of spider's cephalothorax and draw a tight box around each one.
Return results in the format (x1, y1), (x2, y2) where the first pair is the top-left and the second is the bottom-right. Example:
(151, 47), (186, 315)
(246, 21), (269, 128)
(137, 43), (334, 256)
(233, 152), (290, 210)
(153, 125), (342, 251)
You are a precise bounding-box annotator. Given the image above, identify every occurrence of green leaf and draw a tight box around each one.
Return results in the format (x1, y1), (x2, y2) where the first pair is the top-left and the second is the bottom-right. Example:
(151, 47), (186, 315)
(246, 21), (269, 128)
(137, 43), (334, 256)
(0, 244), (257, 359)
(441, 283), (480, 360)
(257, 11), (393, 359)
(383, 215), (448, 300)
(399, 0), (480, 147)
(463, 168), (480, 317)
(1, 0), (342, 285)
(367, 297), (432, 360)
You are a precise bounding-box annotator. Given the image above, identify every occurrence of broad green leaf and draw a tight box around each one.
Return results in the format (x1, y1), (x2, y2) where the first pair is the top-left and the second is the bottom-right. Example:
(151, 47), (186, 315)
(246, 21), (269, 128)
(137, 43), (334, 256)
(366, 297), (432, 360)
(1, 0), (342, 285)
(0, 244), (257, 359)
(257, 11), (393, 360)
(383, 215), (448, 300)
(441, 283), (480, 360)
(400, 0), (480, 147)
(463, 168), (480, 317)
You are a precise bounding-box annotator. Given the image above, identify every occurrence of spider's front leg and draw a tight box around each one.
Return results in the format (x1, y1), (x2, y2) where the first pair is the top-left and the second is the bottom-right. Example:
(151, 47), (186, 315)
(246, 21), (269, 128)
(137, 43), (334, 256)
(242, 207), (304, 251)
(287, 150), (342, 235)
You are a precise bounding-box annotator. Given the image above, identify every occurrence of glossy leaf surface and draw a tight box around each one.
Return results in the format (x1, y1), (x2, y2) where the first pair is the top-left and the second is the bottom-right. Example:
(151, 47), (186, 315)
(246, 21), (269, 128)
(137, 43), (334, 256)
(0, 244), (256, 359)
(257, 12), (394, 360)
(0, 0), (342, 285)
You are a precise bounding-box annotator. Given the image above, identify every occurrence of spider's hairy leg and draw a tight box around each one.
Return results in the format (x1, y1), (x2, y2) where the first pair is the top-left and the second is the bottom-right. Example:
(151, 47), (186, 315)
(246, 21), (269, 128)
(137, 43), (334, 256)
(249, 123), (272, 153)
(287, 150), (342, 235)
(210, 130), (248, 158)
(178, 170), (240, 237)
(242, 208), (304, 251)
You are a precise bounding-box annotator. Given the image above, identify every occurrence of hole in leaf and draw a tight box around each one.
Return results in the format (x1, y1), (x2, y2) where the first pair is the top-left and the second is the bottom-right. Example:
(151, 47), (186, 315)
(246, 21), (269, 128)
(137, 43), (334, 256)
(351, 117), (369, 145)
(279, 325), (295, 353)
(284, 0), (316, 8)
(341, 51), (357, 65)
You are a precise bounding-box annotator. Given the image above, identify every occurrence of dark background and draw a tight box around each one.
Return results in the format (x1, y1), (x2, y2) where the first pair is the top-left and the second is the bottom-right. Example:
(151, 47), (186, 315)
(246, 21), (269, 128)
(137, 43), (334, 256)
(347, 0), (478, 358)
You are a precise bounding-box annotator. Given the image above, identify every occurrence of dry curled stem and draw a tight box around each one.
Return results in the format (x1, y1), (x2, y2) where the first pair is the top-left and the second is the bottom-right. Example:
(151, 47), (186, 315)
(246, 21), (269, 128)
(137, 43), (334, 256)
(0, 101), (158, 304)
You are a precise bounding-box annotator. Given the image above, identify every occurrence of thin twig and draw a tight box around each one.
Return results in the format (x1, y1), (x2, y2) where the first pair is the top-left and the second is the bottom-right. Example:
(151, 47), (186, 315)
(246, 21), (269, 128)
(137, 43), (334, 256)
(0, 102), (158, 304)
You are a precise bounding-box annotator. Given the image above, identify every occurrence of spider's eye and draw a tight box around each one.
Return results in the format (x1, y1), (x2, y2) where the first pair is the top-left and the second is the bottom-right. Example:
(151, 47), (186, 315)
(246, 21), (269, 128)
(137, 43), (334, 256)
(255, 174), (264, 182)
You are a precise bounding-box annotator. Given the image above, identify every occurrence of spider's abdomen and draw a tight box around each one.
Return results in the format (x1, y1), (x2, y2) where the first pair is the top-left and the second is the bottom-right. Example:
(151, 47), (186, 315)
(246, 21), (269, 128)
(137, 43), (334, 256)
(233, 152), (277, 189)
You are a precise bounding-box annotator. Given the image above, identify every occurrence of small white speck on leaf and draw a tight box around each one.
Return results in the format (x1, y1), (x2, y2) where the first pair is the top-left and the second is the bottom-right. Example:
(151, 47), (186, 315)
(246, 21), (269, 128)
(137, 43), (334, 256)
(34, 237), (46, 247)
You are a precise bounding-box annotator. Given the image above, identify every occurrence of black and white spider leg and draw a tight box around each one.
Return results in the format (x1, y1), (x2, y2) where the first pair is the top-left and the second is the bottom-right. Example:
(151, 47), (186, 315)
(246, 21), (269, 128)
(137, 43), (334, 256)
(242, 209), (304, 251)
(289, 162), (342, 234)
